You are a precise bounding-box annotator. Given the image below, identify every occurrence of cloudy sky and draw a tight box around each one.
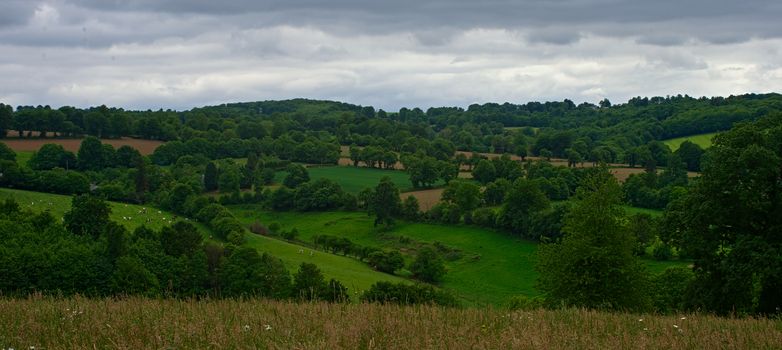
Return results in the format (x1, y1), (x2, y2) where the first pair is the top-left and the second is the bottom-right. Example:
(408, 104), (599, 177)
(1, 0), (781, 111)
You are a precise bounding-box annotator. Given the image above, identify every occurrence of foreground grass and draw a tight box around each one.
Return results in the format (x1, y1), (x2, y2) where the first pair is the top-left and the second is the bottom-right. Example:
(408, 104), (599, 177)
(662, 132), (719, 151)
(1, 296), (779, 349)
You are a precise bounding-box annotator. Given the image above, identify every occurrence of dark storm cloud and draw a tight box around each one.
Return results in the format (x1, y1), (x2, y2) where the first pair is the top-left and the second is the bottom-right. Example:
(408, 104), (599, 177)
(0, 0), (781, 111)
(59, 0), (782, 44)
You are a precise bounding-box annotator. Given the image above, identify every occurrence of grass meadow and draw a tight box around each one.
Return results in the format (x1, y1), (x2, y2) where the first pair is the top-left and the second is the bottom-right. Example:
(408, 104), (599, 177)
(1, 295), (779, 349)
(230, 207), (686, 306)
(276, 165), (424, 194)
(663, 132), (719, 151)
(0, 188), (208, 234)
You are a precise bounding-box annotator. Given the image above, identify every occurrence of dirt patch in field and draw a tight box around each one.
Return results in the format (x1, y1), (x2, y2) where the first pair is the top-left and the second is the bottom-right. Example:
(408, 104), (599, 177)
(1, 137), (164, 155)
(401, 188), (444, 211)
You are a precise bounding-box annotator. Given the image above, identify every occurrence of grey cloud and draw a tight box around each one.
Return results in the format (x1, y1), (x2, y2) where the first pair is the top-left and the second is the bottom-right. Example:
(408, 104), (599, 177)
(0, 1), (41, 27)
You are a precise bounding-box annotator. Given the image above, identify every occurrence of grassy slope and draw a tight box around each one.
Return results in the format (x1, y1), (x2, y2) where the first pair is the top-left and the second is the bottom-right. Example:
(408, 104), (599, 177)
(243, 234), (408, 295)
(4, 296), (779, 349)
(230, 207), (685, 306)
(278, 165), (419, 193)
(0, 188), (207, 233)
(662, 132), (719, 151)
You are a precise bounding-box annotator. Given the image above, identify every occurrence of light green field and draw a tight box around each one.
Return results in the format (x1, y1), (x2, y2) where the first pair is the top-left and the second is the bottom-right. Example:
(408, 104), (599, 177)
(662, 132), (719, 151)
(230, 207), (534, 306)
(230, 207), (688, 306)
(243, 233), (408, 296)
(0, 188), (207, 233)
(15, 151), (34, 167)
(277, 166), (420, 193)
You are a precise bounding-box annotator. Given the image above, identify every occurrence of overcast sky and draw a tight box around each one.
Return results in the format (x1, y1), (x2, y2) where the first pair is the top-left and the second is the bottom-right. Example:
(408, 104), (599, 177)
(1, 0), (781, 111)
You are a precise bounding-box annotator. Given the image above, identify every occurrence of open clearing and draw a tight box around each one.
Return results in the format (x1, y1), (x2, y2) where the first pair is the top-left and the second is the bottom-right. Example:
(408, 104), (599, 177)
(0, 188), (206, 233)
(229, 207), (687, 306)
(280, 165), (425, 193)
(401, 188), (444, 211)
(662, 132), (719, 151)
(1, 137), (164, 155)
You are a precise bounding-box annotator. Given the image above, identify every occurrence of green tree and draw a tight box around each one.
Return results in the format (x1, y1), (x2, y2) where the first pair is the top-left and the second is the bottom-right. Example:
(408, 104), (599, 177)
(283, 164), (310, 188)
(110, 256), (160, 296)
(63, 194), (111, 239)
(671, 116), (782, 314)
(472, 159), (496, 184)
(160, 221), (203, 257)
(536, 170), (650, 311)
(401, 195), (421, 220)
(293, 262), (327, 301)
(77, 136), (106, 170)
(442, 180), (481, 216)
(203, 162), (218, 191)
(498, 178), (549, 236)
(0, 142), (15, 161)
(675, 140), (704, 172)
(218, 164), (240, 194)
(410, 247), (446, 283)
(368, 177), (401, 227)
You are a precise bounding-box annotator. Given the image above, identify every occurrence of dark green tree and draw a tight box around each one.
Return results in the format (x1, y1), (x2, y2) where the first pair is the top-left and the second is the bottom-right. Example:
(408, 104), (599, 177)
(368, 177), (401, 227)
(536, 169), (650, 311)
(77, 136), (106, 170)
(671, 116), (782, 315)
(283, 164), (310, 188)
(63, 194), (111, 239)
(498, 178), (550, 236)
(203, 161), (218, 191)
(410, 247), (446, 283)
(293, 262), (327, 301)
(472, 159), (496, 184)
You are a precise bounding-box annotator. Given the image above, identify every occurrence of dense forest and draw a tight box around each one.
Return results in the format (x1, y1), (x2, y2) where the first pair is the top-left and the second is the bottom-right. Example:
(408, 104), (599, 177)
(0, 94), (780, 316)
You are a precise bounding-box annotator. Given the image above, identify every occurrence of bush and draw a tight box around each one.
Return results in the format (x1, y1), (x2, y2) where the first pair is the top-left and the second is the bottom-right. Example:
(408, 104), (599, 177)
(360, 282), (457, 306)
(506, 295), (544, 311)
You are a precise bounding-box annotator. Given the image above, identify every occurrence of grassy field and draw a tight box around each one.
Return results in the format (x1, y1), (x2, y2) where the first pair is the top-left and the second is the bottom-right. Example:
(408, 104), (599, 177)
(278, 166), (420, 193)
(14, 150), (33, 167)
(662, 132), (719, 151)
(0, 188), (207, 233)
(229, 207), (685, 306)
(243, 233), (408, 295)
(2, 296), (779, 349)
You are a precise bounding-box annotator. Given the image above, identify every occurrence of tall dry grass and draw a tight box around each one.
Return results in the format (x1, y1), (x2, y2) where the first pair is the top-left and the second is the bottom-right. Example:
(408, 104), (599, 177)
(1, 294), (780, 349)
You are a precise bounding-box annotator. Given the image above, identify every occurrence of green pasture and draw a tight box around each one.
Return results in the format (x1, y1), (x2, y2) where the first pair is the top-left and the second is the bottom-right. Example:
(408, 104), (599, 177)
(0, 188), (208, 233)
(230, 206), (688, 306)
(15, 151), (33, 167)
(277, 166), (418, 193)
(662, 132), (719, 151)
(243, 233), (408, 296)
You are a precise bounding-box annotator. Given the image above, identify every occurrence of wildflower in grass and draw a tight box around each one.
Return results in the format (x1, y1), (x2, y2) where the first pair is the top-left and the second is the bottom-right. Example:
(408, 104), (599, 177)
(673, 325), (679, 328)
(680, 317), (686, 320)
(638, 318), (643, 322)
(264, 324), (272, 331)
(244, 325), (250, 332)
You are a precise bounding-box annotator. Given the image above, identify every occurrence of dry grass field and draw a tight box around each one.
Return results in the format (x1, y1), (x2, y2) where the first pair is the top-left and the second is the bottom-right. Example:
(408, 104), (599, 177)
(1, 137), (164, 155)
(1, 295), (779, 349)
(402, 188), (445, 211)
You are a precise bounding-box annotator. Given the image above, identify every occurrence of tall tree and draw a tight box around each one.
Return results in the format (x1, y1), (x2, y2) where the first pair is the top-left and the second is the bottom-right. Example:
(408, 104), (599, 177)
(536, 169), (650, 311)
(63, 194), (111, 239)
(670, 115), (782, 315)
(77, 136), (106, 170)
(369, 177), (401, 228)
(203, 162), (218, 191)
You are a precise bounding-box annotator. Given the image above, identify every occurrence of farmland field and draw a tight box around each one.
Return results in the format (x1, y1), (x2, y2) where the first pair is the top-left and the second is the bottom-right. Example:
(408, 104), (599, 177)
(3, 296), (780, 350)
(0, 188), (206, 233)
(228, 207), (687, 306)
(662, 132), (719, 151)
(279, 165), (422, 194)
(1, 137), (164, 155)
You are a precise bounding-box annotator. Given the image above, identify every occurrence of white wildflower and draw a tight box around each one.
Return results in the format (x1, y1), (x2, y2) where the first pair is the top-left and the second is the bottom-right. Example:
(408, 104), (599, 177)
(264, 324), (272, 331)
(638, 318), (643, 322)
(673, 324), (679, 328)
(680, 317), (686, 320)
(243, 324), (250, 331)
